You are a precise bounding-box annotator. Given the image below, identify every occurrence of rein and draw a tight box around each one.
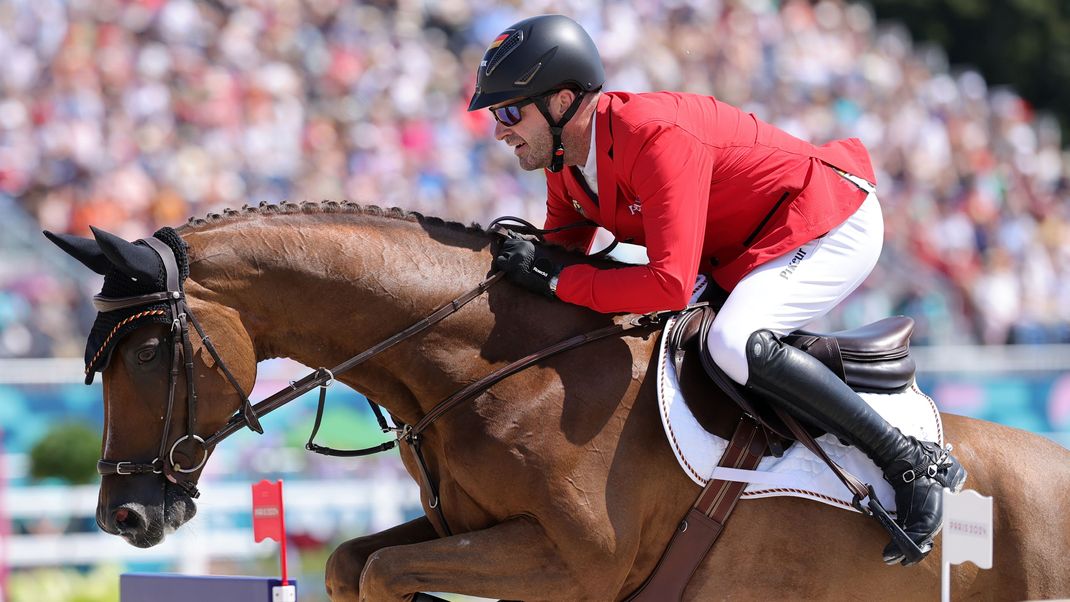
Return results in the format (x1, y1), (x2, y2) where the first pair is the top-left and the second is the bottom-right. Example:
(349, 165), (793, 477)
(95, 227), (668, 536)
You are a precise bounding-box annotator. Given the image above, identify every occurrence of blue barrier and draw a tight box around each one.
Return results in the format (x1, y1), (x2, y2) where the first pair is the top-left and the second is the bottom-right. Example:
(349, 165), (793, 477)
(121, 573), (296, 602)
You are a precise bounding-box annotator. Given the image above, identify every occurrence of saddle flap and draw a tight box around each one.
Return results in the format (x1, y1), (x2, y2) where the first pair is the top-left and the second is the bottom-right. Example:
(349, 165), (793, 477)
(665, 305), (799, 452)
(665, 306), (753, 443)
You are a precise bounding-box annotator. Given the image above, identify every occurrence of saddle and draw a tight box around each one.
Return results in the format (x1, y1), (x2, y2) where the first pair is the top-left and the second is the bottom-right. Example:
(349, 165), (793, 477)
(665, 303), (916, 453)
(630, 309), (923, 600)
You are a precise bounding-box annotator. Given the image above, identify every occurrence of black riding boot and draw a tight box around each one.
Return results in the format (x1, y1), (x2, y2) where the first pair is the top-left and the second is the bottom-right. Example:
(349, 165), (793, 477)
(743, 330), (967, 565)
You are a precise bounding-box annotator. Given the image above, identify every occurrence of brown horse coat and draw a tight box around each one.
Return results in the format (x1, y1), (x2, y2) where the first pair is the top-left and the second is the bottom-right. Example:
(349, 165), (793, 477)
(76, 203), (1070, 601)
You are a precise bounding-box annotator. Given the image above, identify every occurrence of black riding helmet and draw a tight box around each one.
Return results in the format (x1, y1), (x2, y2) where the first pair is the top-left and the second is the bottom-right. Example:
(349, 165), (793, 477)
(468, 14), (605, 172)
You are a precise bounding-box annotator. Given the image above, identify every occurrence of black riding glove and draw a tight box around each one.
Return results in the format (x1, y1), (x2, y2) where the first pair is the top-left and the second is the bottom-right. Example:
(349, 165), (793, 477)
(493, 238), (561, 298)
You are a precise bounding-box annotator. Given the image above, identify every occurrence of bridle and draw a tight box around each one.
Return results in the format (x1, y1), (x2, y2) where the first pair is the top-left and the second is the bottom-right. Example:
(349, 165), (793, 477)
(94, 237), (265, 498)
(94, 225), (667, 533)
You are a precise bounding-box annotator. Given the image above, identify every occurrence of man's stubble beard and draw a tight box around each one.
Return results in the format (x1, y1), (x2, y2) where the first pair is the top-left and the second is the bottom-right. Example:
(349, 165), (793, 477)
(518, 117), (588, 172)
(518, 128), (552, 171)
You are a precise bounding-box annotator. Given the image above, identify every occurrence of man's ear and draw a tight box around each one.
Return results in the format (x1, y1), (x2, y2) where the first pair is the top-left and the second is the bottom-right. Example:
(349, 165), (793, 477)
(552, 89), (576, 119)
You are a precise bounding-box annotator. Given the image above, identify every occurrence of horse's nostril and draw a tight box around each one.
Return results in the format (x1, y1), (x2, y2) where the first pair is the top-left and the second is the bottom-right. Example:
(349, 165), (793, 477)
(114, 506), (143, 532)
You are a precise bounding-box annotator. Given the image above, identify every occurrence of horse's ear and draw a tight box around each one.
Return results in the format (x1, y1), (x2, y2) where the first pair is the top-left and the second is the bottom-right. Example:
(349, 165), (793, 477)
(43, 230), (112, 275)
(90, 226), (161, 283)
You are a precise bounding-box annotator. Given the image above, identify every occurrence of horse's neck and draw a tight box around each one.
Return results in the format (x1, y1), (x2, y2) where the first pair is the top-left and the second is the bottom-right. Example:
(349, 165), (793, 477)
(184, 216), (499, 424)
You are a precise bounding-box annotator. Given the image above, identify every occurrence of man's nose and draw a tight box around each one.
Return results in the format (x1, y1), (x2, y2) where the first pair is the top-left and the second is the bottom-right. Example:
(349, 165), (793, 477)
(494, 120), (509, 140)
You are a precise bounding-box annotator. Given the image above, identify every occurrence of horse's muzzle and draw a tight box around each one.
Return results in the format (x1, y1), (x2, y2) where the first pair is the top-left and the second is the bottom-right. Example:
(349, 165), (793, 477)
(97, 479), (197, 548)
(98, 501), (164, 547)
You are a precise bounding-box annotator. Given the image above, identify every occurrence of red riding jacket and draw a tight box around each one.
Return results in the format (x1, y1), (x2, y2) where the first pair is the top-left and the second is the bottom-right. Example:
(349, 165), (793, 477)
(544, 91), (876, 314)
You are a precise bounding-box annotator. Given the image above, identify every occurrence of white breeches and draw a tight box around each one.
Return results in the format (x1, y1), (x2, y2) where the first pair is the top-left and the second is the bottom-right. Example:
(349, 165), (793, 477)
(706, 181), (884, 385)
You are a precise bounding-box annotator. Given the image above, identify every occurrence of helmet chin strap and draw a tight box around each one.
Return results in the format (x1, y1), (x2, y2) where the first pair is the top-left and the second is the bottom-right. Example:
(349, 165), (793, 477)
(534, 91), (586, 173)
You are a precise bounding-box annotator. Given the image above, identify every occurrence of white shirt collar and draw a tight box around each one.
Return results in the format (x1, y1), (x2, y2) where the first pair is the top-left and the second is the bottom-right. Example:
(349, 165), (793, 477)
(577, 122), (598, 195)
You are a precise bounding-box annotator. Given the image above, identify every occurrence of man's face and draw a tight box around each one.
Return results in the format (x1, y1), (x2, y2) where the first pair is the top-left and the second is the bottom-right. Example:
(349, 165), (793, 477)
(491, 97), (553, 172)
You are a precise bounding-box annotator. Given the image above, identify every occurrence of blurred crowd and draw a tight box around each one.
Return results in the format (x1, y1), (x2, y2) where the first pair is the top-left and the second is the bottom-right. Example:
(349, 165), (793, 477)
(2, 0), (1069, 358)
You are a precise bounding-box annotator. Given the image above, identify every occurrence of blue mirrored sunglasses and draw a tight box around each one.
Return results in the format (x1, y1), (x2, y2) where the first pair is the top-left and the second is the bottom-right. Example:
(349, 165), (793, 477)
(490, 96), (539, 127)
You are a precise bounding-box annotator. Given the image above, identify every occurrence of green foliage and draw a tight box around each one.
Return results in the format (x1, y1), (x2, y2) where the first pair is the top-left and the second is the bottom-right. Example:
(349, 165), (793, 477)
(28, 422), (100, 484)
(9, 565), (121, 602)
(869, 0), (1070, 142)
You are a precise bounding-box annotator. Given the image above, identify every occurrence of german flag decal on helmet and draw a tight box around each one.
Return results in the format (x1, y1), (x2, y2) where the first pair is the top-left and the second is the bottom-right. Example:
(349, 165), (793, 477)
(483, 29), (524, 76)
(488, 32), (510, 49)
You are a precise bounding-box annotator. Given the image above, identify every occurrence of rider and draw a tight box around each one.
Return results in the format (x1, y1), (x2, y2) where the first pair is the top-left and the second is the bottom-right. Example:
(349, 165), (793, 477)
(469, 14), (966, 565)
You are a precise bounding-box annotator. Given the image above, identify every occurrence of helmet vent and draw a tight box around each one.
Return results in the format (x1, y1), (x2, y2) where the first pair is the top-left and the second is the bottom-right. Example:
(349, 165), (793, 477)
(513, 62), (542, 86)
(486, 30), (524, 76)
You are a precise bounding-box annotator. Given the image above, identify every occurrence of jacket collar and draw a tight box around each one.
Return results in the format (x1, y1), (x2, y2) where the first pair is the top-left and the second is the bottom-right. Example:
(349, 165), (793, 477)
(594, 93), (619, 232)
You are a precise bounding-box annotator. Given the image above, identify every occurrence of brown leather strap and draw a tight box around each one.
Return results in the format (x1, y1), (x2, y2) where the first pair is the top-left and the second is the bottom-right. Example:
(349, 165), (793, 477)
(626, 418), (765, 601)
(203, 273), (507, 448)
(784, 333), (846, 382)
(772, 407), (869, 502)
(694, 418), (766, 520)
(409, 313), (664, 436)
(92, 291), (174, 312)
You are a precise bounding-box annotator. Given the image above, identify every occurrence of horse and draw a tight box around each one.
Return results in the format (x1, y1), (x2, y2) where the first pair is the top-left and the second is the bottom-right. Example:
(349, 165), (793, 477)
(47, 201), (1070, 601)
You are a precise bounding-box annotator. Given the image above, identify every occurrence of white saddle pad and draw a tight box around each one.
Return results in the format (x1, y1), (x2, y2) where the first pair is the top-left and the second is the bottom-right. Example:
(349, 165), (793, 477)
(657, 276), (944, 514)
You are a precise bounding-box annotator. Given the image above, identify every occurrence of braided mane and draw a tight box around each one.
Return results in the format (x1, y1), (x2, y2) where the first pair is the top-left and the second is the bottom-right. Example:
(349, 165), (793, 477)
(176, 200), (486, 236)
(176, 199), (612, 267)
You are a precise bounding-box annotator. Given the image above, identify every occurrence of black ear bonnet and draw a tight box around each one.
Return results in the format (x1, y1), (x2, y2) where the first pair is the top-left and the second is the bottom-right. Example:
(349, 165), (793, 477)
(80, 227), (188, 384)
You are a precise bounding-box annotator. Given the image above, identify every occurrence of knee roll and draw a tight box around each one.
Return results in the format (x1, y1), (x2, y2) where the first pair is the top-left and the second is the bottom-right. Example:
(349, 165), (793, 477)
(745, 329), (784, 379)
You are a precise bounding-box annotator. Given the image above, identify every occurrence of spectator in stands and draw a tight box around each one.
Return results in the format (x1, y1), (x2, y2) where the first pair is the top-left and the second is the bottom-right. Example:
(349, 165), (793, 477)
(1, 0), (1068, 358)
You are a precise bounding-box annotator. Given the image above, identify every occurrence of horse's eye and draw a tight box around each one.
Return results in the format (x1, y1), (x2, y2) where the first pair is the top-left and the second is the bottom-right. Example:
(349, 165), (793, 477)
(137, 346), (157, 363)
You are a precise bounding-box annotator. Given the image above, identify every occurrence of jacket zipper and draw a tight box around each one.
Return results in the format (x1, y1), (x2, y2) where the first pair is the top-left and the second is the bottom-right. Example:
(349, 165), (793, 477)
(743, 191), (791, 247)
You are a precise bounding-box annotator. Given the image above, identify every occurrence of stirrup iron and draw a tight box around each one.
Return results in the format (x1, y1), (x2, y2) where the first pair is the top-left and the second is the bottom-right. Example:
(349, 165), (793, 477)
(854, 485), (925, 565)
